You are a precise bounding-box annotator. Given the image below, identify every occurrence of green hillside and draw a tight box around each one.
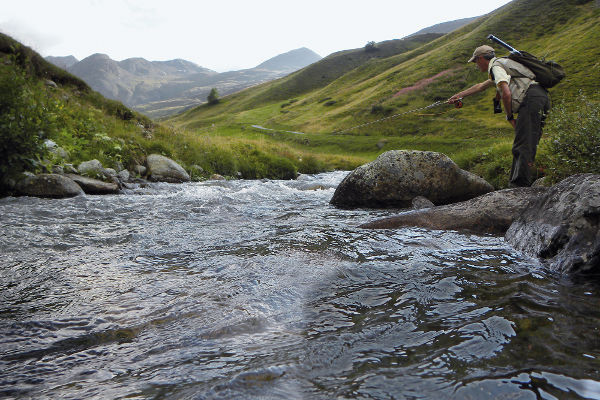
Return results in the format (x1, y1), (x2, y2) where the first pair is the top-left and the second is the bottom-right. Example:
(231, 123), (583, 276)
(168, 0), (600, 187)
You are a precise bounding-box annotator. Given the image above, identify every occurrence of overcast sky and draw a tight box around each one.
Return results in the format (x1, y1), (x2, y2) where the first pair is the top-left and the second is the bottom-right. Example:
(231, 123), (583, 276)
(1, 0), (512, 72)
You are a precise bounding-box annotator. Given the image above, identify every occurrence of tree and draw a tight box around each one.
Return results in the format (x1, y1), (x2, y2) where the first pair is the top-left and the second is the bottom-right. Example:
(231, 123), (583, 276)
(364, 41), (378, 53)
(207, 88), (220, 105)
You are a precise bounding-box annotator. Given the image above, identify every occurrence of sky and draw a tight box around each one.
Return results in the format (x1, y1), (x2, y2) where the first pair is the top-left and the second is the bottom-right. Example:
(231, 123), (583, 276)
(1, 0), (512, 72)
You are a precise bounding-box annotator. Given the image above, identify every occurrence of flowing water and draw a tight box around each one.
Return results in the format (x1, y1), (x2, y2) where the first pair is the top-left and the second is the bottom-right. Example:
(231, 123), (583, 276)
(1, 172), (600, 399)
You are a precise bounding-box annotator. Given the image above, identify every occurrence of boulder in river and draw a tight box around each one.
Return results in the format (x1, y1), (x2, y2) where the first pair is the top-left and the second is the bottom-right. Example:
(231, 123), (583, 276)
(146, 154), (190, 183)
(330, 150), (494, 209)
(360, 187), (548, 235)
(16, 173), (84, 198)
(505, 174), (600, 275)
(64, 174), (120, 195)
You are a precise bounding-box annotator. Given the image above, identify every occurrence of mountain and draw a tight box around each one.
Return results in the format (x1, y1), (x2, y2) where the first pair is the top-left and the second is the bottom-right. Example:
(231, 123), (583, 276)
(50, 53), (218, 111)
(254, 47), (321, 71)
(46, 48), (323, 118)
(45, 55), (78, 69)
(406, 17), (480, 37)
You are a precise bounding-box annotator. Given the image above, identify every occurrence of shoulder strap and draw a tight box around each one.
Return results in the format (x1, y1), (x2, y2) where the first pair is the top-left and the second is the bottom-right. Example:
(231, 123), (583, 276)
(489, 57), (508, 81)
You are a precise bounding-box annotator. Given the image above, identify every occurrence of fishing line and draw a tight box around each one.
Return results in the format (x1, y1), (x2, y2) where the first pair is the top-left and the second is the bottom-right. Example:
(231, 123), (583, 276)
(332, 98), (462, 134)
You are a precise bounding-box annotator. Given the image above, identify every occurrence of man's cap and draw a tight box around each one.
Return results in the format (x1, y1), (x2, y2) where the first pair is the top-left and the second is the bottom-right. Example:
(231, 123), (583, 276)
(468, 45), (495, 63)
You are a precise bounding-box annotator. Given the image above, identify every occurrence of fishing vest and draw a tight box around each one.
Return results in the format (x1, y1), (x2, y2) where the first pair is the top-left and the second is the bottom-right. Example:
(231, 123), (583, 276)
(489, 57), (536, 113)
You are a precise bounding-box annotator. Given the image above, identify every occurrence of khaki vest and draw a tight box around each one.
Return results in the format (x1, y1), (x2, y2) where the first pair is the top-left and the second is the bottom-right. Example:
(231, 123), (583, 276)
(491, 58), (536, 113)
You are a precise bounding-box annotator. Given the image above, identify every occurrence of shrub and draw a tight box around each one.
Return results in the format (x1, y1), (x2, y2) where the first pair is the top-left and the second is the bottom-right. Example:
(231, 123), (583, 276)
(538, 93), (600, 183)
(0, 62), (57, 181)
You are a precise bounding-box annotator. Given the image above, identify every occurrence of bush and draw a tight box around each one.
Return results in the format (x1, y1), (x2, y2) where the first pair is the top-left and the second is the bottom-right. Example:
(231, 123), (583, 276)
(538, 93), (600, 183)
(0, 62), (57, 180)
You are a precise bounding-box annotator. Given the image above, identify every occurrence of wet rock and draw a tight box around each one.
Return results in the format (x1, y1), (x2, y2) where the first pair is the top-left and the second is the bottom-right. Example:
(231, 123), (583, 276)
(506, 174), (600, 275)
(16, 173), (83, 198)
(146, 154), (190, 183)
(330, 150), (493, 209)
(64, 174), (119, 195)
(361, 187), (547, 235)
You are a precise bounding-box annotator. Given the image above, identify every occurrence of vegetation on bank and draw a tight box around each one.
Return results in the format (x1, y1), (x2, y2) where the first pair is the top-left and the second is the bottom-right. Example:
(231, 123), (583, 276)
(0, 35), (359, 194)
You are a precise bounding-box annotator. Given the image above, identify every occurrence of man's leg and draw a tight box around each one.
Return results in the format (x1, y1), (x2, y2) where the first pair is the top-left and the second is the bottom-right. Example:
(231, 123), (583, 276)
(510, 85), (550, 187)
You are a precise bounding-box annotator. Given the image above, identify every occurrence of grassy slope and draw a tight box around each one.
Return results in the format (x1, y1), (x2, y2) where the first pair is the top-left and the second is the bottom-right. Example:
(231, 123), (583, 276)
(168, 0), (599, 187)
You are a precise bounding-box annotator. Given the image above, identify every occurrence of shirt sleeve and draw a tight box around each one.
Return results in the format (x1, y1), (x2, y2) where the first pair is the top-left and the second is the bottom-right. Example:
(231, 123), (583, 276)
(490, 65), (510, 87)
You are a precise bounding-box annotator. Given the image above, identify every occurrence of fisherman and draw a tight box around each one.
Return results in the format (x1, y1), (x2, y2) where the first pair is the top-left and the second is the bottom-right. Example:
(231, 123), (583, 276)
(448, 45), (550, 187)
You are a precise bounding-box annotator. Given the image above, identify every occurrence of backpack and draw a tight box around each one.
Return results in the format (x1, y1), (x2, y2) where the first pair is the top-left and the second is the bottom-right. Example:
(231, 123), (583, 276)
(506, 51), (565, 89)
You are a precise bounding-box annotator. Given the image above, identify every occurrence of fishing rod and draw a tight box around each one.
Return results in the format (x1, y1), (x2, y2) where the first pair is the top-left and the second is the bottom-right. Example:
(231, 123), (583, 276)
(332, 98), (463, 134)
(487, 34), (522, 56)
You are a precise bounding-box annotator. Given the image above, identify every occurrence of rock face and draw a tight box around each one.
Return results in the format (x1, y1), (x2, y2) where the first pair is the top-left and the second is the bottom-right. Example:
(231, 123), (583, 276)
(361, 187), (547, 235)
(505, 174), (600, 275)
(146, 154), (190, 183)
(330, 150), (494, 208)
(16, 174), (84, 198)
(64, 174), (119, 195)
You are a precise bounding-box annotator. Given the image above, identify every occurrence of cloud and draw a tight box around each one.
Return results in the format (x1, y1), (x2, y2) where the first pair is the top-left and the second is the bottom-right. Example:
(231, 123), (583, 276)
(0, 18), (62, 56)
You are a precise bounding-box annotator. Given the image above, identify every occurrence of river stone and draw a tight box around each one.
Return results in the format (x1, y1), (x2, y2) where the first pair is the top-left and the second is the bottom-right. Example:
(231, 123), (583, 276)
(64, 174), (119, 195)
(505, 174), (600, 275)
(360, 187), (547, 235)
(16, 173), (84, 198)
(78, 159), (105, 178)
(117, 169), (130, 183)
(146, 154), (190, 183)
(133, 165), (147, 177)
(330, 150), (494, 209)
(412, 196), (435, 210)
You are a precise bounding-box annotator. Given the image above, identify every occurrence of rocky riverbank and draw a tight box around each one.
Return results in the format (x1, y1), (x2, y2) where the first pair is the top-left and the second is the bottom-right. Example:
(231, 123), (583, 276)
(333, 150), (600, 276)
(6, 153), (204, 198)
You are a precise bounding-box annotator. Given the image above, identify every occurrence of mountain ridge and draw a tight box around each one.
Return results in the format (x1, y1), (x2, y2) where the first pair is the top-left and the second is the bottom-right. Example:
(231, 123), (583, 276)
(45, 48), (322, 118)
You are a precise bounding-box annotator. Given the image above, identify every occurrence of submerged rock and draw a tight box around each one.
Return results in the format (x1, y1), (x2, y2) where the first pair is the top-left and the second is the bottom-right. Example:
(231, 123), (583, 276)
(330, 150), (493, 209)
(64, 174), (119, 195)
(16, 174), (84, 198)
(506, 174), (600, 275)
(146, 154), (190, 183)
(361, 187), (547, 235)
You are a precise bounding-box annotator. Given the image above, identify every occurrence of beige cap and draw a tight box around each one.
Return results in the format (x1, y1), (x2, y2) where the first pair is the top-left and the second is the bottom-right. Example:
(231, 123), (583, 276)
(468, 45), (495, 63)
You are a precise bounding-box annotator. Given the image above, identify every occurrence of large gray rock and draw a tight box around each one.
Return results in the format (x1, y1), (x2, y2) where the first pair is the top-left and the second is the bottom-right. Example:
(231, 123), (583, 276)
(506, 174), (600, 275)
(330, 150), (494, 208)
(16, 174), (84, 198)
(361, 187), (547, 235)
(146, 154), (190, 183)
(64, 174), (119, 195)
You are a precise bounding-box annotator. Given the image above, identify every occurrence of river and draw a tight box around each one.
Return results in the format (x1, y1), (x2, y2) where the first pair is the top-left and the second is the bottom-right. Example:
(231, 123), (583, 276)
(1, 171), (599, 399)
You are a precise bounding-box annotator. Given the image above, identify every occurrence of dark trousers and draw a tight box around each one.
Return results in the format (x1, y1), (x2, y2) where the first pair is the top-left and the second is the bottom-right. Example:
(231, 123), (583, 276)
(510, 84), (550, 187)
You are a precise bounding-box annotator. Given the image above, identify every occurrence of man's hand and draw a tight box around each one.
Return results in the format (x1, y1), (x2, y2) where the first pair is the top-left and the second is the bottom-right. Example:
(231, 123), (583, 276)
(448, 94), (462, 104)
